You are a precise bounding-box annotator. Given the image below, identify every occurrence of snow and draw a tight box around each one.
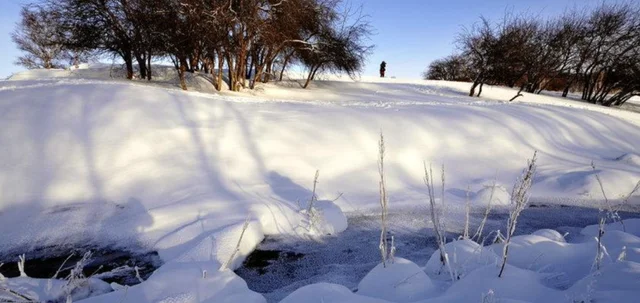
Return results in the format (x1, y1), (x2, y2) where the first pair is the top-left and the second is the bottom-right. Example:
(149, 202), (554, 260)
(531, 229), (566, 242)
(80, 262), (266, 303)
(435, 263), (561, 303)
(424, 239), (499, 279)
(582, 218), (640, 238)
(357, 258), (436, 302)
(280, 283), (389, 303)
(302, 200), (349, 236)
(0, 277), (112, 302)
(567, 261), (640, 303)
(1, 66), (640, 302)
(615, 153), (640, 167)
(488, 235), (599, 288)
(472, 184), (511, 207)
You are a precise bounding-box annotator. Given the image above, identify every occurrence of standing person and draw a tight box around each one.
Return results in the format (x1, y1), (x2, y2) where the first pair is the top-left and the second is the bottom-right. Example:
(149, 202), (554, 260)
(380, 61), (386, 78)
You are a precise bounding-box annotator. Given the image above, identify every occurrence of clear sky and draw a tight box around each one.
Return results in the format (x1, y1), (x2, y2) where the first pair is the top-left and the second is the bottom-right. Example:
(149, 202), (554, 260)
(0, 0), (637, 79)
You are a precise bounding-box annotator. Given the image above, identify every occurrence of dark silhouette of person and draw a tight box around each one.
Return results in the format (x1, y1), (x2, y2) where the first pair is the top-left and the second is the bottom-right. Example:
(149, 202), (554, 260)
(380, 61), (386, 78)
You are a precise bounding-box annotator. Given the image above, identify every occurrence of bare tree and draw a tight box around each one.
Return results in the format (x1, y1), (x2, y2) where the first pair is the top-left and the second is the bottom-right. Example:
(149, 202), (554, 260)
(435, 4), (639, 105)
(423, 54), (472, 81)
(457, 17), (498, 97)
(298, 3), (373, 88)
(12, 5), (67, 69)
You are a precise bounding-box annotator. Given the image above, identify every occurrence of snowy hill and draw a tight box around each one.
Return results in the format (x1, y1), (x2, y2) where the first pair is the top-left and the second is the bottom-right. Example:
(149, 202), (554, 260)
(1, 68), (640, 302)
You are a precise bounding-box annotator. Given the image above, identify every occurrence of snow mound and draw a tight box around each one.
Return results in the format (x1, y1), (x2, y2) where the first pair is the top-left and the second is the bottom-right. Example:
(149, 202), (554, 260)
(615, 153), (640, 167)
(568, 261), (640, 303)
(425, 239), (499, 278)
(280, 283), (389, 303)
(442, 264), (561, 302)
(357, 257), (436, 302)
(472, 185), (511, 207)
(305, 200), (348, 236)
(488, 235), (599, 287)
(531, 229), (566, 243)
(582, 218), (640, 238)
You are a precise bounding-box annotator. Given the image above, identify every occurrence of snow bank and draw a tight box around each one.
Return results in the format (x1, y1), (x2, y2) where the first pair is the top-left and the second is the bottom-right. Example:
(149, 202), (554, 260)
(357, 258), (436, 302)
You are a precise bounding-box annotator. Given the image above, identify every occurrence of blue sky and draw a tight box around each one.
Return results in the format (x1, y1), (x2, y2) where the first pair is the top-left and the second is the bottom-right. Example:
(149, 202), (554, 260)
(0, 0), (636, 79)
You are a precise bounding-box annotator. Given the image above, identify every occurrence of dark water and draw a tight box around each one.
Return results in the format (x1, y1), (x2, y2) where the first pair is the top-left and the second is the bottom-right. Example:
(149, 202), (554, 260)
(0, 246), (162, 286)
(236, 204), (640, 303)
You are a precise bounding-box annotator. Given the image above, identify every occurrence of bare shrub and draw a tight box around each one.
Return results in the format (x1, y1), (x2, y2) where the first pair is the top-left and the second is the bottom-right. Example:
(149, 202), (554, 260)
(499, 151), (537, 278)
(378, 133), (391, 267)
(424, 163), (455, 281)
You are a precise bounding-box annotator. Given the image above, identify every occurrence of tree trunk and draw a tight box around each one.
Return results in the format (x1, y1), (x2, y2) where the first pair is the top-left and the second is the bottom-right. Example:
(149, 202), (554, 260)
(190, 50), (200, 72)
(216, 53), (224, 91)
(477, 82), (484, 97)
(562, 83), (571, 97)
(147, 53), (152, 81)
(469, 73), (483, 97)
(510, 83), (526, 101)
(279, 52), (293, 81)
(178, 57), (188, 90)
(135, 54), (147, 80)
(203, 57), (210, 74)
(124, 52), (134, 80)
(263, 60), (273, 83)
(251, 68), (263, 89)
(303, 65), (320, 89)
(469, 81), (478, 96)
(227, 55), (238, 91)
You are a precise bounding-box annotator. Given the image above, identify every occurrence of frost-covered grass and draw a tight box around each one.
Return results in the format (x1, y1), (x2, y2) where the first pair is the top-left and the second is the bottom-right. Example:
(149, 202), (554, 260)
(1, 67), (640, 302)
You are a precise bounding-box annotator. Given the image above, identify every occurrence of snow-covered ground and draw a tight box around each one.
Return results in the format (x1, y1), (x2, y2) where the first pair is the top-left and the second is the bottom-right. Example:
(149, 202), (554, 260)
(1, 66), (639, 302)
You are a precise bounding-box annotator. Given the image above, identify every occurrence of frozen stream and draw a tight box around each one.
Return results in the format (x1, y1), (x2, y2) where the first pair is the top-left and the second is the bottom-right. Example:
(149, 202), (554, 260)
(236, 204), (640, 302)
